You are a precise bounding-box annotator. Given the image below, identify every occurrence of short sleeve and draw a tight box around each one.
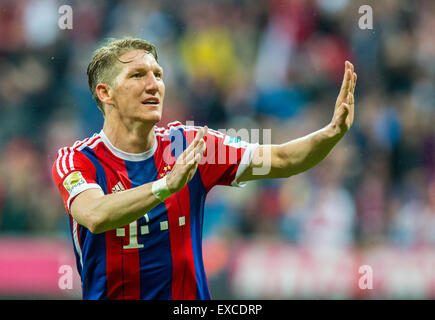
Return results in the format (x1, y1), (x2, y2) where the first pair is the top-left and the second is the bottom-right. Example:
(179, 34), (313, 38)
(52, 147), (103, 214)
(180, 125), (258, 192)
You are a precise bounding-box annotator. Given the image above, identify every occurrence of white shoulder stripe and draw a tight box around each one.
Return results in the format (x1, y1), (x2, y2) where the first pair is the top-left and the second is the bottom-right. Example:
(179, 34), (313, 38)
(77, 135), (100, 151)
(68, 149), (75, 172)
(56, 148), (65, 179)
(61, 147), (69, 175)
(72, 136), (90, 149)
(55, 134), (97, 179)
(87, 137), (102, 150)
(74, 134), (97, 151)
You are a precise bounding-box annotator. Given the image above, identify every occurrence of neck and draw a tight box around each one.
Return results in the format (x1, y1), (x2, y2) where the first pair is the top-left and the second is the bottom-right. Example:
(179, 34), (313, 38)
(102, 116), (156, 154)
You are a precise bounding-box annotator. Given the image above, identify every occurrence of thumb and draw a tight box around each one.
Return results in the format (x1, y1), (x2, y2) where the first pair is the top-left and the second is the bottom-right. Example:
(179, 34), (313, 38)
(336, 103), (349, 125)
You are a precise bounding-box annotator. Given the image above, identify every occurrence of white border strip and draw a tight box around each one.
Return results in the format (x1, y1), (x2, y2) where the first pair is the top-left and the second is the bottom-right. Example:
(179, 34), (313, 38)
(231, 143), (259, 187)
(73, 220), (83, 268)
(67, 183), (103, 211)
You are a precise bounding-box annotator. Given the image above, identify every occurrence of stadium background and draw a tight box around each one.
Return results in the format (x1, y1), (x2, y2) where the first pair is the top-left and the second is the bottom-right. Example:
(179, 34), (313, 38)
(0, 0), (434, 299)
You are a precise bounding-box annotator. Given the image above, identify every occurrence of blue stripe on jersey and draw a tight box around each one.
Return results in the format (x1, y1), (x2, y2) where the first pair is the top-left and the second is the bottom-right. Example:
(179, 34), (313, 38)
(188, 172), (210, 299)
(124, 158), (173, 300)
(170, 127), (210, 299)
(79, 147), (109, 300)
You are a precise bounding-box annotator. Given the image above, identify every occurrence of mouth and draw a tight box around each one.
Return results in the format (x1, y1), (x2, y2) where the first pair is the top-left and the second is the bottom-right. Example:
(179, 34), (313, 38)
(142, 97), (160, 106)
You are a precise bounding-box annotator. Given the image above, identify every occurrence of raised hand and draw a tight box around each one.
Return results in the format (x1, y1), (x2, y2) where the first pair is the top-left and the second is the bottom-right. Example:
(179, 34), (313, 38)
(331, 61), (357, 136)
(166, 126), (208, 193)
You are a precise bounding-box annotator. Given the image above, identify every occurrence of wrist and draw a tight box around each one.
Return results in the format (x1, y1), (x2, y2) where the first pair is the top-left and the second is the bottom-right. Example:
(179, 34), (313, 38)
(165, 171), (178, 193)
(152, 176), (174, 202)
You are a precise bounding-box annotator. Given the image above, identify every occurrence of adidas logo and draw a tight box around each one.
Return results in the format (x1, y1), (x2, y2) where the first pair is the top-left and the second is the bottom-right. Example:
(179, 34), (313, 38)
(112, 181), (126, 193)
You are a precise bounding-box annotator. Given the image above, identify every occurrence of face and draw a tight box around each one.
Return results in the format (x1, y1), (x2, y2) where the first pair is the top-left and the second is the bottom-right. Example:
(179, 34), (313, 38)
(110, 49), (165, 125)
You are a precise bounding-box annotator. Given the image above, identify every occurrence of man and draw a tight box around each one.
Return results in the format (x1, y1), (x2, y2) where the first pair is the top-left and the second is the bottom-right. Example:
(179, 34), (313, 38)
(52, 38), (357, 300)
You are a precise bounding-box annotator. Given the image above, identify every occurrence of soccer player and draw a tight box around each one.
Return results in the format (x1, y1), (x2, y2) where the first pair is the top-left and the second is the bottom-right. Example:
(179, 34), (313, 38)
(52, 38), (357, 299)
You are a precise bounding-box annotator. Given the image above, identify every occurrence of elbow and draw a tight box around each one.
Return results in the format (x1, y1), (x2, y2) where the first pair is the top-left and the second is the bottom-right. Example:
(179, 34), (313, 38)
(89, 217), (107, 234)
(88, 221), (103, 234)
(83, 211), (107, 234)
(70, 191), (109, 234)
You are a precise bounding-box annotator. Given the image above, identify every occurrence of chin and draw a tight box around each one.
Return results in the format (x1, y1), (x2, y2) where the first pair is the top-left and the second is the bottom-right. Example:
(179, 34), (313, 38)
(139, 111), (162, 124)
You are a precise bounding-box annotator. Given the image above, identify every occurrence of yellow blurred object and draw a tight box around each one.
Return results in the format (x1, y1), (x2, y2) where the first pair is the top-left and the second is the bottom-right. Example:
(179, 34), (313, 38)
(180, 28), (241, 89)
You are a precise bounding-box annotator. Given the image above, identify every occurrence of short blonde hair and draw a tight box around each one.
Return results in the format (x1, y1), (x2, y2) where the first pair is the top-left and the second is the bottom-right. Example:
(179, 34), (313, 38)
(86, 38), (158, 115)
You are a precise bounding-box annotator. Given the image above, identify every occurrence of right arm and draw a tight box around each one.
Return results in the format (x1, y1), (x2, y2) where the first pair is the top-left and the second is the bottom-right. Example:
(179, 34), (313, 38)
(71, 126), (208, 234)
(71, 184), (161, 234)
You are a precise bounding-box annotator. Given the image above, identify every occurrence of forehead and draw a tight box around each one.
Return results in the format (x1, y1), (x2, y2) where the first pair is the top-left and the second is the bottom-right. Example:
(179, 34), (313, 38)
(118, 49), (160, 71)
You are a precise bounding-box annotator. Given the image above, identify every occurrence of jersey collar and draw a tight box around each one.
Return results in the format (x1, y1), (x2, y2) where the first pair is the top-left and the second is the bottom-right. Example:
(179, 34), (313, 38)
(99, 130), (157, 162)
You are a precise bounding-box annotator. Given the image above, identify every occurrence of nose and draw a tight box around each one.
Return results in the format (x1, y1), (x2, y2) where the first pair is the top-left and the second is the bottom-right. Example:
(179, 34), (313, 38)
(144, 71), (159, 94)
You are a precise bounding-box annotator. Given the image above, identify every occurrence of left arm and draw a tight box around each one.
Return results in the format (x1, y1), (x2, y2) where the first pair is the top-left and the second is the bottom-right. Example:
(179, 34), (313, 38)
(238, 61), (357, 182)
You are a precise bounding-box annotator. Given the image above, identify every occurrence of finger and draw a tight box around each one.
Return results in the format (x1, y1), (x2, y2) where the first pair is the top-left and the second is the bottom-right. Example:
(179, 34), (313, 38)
(197, 126), (208, 140)
(342, 61), (351, 87)
(184, 127), (205, 157)
(349, 63), (355, 95)
(346, 92), (354, 108)
(192, 126), (208, 148)
(198, 137), (207, 157)
(190, 128), (204, 148)
(195, 140), (207, 162)
(188, 126), (208, 157)
(177, 126), (208, 165)
(347, 75), (356, 106)
(193, 138), (207, 163)
(338, 64), (352, 102)
(185, 139), (206, 165)
(346, 61), (355, 84)
(178, 139), (198, 164)
(348, 72), (356, 104)
(352, 72), (357, 95)
(348, 61), (354, 74)
(194, 152), (202, 163)
(347, 90), (354, 105)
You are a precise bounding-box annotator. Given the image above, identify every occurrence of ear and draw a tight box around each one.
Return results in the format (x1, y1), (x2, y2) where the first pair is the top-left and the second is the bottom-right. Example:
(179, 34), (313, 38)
(96, 83), (115, 107)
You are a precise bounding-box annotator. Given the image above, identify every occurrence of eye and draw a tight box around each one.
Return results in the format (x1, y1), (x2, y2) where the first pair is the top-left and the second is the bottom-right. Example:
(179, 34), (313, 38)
(154, 72), (162, 79)
(131, 73), (141, 78)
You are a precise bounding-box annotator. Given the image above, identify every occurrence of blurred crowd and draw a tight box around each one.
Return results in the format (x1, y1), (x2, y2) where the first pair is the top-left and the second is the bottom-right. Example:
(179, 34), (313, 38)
(0, 0), (434, 253)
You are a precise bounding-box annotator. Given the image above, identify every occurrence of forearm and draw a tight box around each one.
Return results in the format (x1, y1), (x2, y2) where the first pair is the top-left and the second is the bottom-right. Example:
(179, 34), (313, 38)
(271, 124), (343, 178)
(84, 183), (162, 233)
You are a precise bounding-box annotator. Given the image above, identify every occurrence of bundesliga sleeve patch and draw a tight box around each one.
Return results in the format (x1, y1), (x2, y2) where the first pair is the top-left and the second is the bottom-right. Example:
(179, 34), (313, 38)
(63, 171), (87, 194)
(223, 136), (250, 149)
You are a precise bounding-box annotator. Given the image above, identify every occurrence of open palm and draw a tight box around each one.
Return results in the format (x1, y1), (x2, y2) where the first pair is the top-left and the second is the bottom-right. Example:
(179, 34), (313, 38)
(331, 61), (357, 136)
